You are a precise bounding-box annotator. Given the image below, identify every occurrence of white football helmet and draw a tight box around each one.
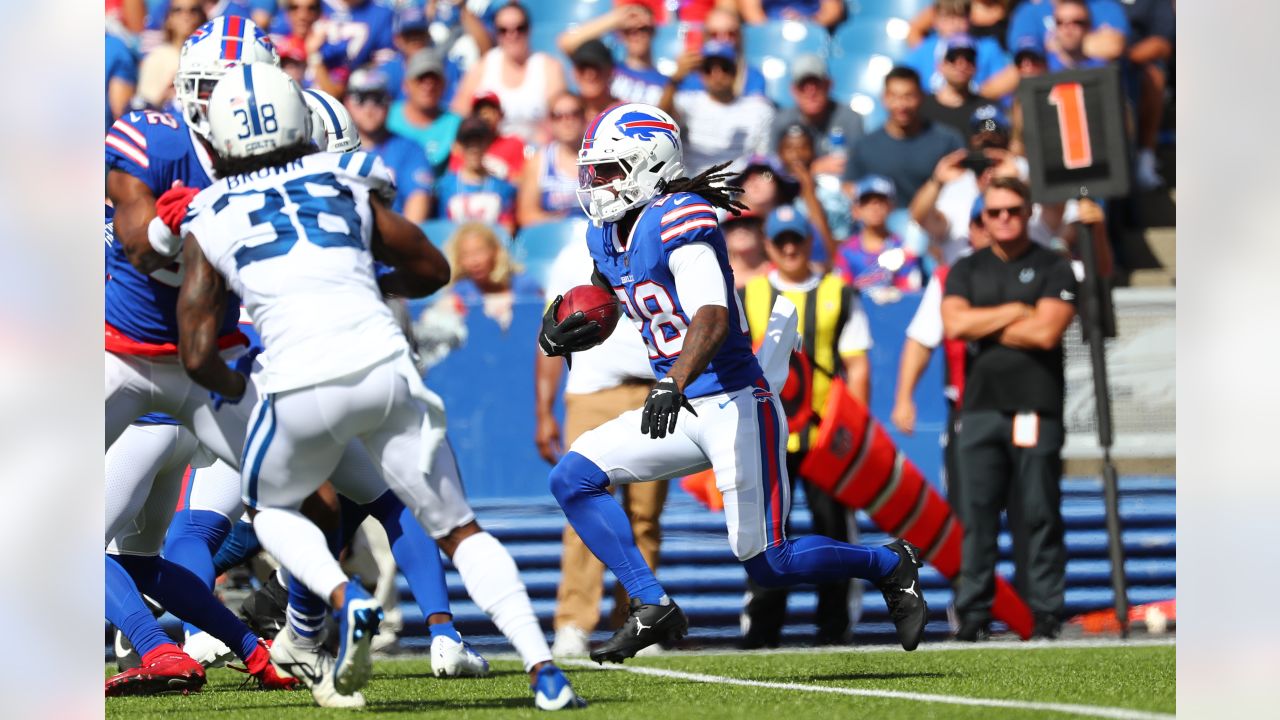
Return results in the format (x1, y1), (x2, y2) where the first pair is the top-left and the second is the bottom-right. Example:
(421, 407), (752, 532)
(175, 16), (280, 139)
(304, 88), (361, 154)
(207, 64), (312, 159)
(576, 103), (685, 226)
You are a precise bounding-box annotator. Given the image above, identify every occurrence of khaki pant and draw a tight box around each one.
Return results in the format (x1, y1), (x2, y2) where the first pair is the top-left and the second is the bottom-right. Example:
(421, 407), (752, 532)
(553, 383), (668, 632)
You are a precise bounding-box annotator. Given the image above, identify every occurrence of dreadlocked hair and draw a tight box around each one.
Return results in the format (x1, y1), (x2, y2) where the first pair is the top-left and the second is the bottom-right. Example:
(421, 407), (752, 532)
(662, 161), (750, 217)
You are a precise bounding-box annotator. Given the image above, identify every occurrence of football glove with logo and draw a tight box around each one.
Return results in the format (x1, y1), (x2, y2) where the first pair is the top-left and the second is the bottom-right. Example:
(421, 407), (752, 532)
(538, 296), (601, 359)
(640, 377), (697, 439)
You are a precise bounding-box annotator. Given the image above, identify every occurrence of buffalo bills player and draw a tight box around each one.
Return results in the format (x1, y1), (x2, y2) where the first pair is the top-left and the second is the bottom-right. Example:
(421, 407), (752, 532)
(540, 103), (930, 662)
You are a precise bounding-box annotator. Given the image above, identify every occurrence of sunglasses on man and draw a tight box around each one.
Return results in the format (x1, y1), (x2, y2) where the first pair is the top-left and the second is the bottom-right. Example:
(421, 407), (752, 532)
(983, 204), (1025, 220)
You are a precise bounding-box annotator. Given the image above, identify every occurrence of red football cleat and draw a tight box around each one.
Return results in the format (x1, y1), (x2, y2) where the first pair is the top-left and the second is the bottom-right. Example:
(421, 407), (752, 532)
(239, 638), (299, 691)
(105, 644), (206, 697)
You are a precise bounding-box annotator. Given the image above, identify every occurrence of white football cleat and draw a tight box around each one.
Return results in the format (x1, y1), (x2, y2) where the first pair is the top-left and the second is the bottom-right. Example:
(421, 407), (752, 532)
(532, 664), (587, 711)
(551, 626), (591, 658)
(270, 627), (366, 709)
(431, 634), (491, 677)
(333, 579), (382, 696)
(183, 629), (234, 668)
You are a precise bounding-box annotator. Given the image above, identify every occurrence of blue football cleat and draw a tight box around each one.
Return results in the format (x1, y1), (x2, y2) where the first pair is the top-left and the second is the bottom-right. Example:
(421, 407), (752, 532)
(332, 578), (383, 696)
(532, 664), (587, 711)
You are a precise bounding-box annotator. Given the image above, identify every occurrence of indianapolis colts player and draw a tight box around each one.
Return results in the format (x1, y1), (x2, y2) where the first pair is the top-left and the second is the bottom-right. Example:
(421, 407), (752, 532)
(539, 103), (930, 663)
(178, 64), (584, 710)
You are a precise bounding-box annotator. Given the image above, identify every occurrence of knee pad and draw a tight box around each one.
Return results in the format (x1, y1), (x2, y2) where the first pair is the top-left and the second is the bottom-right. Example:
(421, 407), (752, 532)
(742, 544), (797, 588)
(548, 452), (609, 507)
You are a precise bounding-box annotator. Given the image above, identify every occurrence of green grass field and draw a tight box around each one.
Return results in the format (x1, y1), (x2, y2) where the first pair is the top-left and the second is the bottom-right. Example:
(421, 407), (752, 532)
(106, 639), (1174, 719)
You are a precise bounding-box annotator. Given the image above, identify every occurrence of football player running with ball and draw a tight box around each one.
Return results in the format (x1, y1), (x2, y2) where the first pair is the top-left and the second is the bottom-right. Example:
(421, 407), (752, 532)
(540, 103), (930, 662)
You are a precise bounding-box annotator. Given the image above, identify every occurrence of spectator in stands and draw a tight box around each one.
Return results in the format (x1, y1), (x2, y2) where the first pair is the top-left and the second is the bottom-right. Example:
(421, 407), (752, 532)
(446, 92), (528, 182)
(1005, 0), (1130, 63)
(774, 125), (840, 265)
(569, 40), (620, 119)
(387, 49), (463, 174)
(735, 158), (792, 216)
(770, 54), (864, 179)
(920, 35), (992, 137)
(275, 34), (309, 87)
(129, 1), (206, 115)
(942, 177), (1077, 642)
(738, 205), (870, 649)
(1007, 36), (1048, 156)
(1045, 0), (1109, 71)
(911, 104), (1022, 265)
(723, 215), (771, 289)
(679, 6), (768, 98)
(910, 0), (1014, 51)
(309, 0), (399, 95)
(737, 0), (846, 29)
(345, 68), (434, 223)
(845, 66), (964, 206)
(106, 32), (138, 130)
(836, 176), (925, 296)
(443, 222), (540, 331)
(535, 238), (662, 660)
(270, 0), (342, 97)
(517, 92), (588, 227)
(661, 40), (775, 174)
(557, 1), (669, 106)
(377, 5), (468, 106)
(452, 1), (567, 145)
(1122, 0), (1175, 190)
(904, 0), (1012, 99)
(437, 116), (518, 235)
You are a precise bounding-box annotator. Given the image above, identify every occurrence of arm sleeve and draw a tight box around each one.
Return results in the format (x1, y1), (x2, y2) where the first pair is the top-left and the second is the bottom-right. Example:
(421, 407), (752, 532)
(668, 242), (728, 315)
(1040, 256), (1079, 305)
(905, 273), (945, 348)
(837, 287), (873, 355)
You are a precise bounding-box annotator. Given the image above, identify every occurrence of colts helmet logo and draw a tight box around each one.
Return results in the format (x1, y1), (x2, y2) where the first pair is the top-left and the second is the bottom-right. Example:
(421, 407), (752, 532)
(615, 111), (680, 149)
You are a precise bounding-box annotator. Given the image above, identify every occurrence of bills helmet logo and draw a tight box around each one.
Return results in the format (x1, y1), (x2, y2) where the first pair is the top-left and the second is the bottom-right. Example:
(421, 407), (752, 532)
(615, 111), (680, 149)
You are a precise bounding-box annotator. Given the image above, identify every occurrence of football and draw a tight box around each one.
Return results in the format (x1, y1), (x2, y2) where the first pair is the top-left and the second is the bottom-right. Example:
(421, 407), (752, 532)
(557, 284), (621, 342)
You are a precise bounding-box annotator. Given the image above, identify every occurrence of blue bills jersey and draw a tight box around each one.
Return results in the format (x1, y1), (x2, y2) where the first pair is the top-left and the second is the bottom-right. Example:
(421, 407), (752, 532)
(104, 109), (240, 345)
(586, 191), (762, 399)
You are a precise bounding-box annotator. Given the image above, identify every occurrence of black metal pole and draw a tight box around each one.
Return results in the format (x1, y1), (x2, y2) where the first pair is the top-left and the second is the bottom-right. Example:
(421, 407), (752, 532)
(1074, 205), (1130, 636)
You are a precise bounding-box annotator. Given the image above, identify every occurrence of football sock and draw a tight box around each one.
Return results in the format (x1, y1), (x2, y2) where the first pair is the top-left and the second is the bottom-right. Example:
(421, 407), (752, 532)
(550, 452), (667, 605)
(253, 507), (348, 614)
(212, 519), (262, 577)
(163, 508), (231, 640)
(354, 491), (452, 619)
(283, 512), (345, 646)
(429, 620), (462, 643)
(742, 536), (901, 588)
(105, 554), (171, 659)
(114, 553), (259, 661)
(452, 532), (551, 672)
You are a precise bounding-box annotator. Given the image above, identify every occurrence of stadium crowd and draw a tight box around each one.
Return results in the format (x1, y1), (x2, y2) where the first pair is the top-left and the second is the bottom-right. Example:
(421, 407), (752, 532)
(105, 0), (1174, 653)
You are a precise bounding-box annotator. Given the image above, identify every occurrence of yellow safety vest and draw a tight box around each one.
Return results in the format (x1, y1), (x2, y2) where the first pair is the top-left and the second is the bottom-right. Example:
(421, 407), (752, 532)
(742, 273), (855, 454)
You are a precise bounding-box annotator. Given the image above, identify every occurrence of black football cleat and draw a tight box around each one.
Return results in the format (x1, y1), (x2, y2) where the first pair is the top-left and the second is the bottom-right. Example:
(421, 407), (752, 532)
(239, 571), (289, 639)
(589, 598), (688, 664)
(955, 618), (990, 642)
(875, 539), (928, 651)
(1032, 612), (1062, 640)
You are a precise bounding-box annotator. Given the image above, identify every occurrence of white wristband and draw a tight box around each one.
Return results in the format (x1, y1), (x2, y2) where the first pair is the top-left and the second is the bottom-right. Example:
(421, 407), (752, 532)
(147, 215), (183, 258)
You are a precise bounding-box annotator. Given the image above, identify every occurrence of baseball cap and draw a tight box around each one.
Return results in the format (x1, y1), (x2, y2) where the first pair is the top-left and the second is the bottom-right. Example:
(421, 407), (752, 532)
(791, 54), (828, 84)
(943, 34), (977, 58)
(394, 5), (429, 35)
(702, 40), (737, 64)
(406, 48), (445, 79)
(348, 68), (391, 96)
(1012, 35), (1047, 63)
(969, 196), (985, 222)
(472, 91), (503, 114)
(970, 104), (1011, 135)
(855, 175), (896, 203)
(457, 115), (495, 145)
(570, 39), (614, 69)
(765, 206), (811, 244)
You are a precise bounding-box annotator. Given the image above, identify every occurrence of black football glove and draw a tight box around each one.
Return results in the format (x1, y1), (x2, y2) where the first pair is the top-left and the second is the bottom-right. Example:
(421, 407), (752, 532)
(640, 377), (698, 439)
(539, 295), (602, 358)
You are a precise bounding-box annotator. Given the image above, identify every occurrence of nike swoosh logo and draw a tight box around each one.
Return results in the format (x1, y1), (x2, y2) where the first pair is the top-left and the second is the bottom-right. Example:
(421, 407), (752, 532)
(674, 196), (690, 205)
(718, 400), (731, 408)
(278, 660), (323, 685)
(653, 389), (671, 396)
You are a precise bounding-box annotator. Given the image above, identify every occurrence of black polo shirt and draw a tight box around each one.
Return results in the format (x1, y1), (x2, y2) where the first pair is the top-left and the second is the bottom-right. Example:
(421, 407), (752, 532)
(945, 243), (1077, 416)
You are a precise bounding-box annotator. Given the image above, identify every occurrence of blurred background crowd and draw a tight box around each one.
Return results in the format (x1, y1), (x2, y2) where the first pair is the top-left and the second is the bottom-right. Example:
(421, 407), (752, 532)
(104, 0), (1176, 650)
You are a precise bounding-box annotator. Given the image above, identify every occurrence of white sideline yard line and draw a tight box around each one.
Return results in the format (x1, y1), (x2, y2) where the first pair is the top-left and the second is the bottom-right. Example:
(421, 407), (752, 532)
(563, 659), (1174, 720)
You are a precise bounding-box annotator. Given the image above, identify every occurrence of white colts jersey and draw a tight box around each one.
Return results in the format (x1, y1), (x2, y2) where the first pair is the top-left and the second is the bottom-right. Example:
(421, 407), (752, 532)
(184, 151), (407, 394)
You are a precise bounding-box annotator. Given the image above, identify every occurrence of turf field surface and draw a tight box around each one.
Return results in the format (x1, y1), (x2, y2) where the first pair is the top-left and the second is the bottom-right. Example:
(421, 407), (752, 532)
(106, 638), (1174, 719)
